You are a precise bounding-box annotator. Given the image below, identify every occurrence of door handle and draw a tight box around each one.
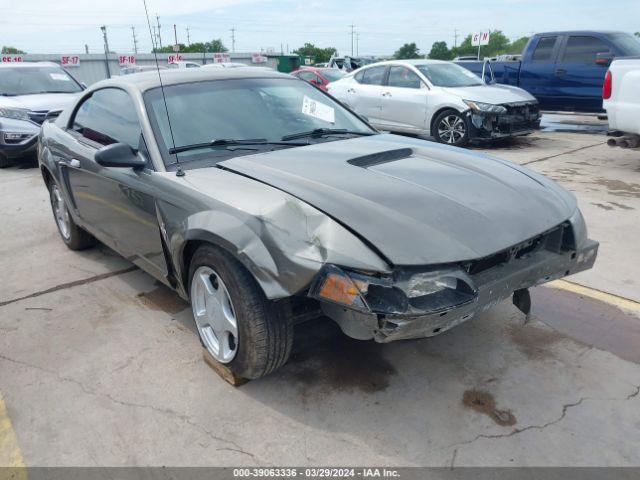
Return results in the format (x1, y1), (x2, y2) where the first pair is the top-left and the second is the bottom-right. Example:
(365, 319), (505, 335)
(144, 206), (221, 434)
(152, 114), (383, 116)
(554, 68), (566, 76)
(347, 88), (356, 93)
(382, 91), (392, 97)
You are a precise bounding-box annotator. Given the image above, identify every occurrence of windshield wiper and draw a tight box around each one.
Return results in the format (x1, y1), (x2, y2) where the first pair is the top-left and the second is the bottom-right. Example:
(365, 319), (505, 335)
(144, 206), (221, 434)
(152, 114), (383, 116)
(169, 138), (307, 155)
(281, 128), (375, 141)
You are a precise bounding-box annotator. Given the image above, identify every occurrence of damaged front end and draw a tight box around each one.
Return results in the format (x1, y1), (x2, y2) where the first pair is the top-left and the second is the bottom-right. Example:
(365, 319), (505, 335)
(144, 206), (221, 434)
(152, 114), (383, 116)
(309, 211), (598, 342)
(465, 100), (541, 140)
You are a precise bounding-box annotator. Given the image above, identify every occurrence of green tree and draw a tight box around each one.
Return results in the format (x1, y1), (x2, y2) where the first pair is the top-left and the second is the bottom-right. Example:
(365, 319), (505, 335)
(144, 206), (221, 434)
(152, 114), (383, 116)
(635, 32), (640, 38)
(292, 43), (337, 63)
(204, 39), (228, 53)
(1, 46), (25, 54)
(452, 30), (516, 58)
(394, 42), (421, 59)
(428, 41), (452, 60)
(152, 38), (227, 53)
(452, 34), (475, 57)
(508, 36), (530, 54)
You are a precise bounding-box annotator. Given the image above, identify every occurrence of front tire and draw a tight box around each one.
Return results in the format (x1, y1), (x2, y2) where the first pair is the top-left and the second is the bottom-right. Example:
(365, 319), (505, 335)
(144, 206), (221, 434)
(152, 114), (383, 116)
(48, 183), (96, 250)
(433, 109), (470, 147)
(189, 244), (293, 379)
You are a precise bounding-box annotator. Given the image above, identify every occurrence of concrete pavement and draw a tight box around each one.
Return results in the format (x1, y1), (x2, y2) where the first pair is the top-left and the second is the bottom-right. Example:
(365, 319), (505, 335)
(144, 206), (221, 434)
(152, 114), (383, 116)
(1, 129), (639, 467)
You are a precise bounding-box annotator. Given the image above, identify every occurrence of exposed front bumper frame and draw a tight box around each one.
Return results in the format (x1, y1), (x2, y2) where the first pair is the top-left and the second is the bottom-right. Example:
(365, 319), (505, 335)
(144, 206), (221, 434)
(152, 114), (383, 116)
(467, 108), (541, 141)
(322, 239), (598, 343)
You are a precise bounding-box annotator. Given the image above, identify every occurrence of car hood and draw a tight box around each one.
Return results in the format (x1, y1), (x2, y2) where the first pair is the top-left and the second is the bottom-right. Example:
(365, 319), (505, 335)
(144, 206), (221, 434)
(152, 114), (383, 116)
(210, 134), (575, 266)
(0, 93), (79, 112)
(442, 84), (536, 104)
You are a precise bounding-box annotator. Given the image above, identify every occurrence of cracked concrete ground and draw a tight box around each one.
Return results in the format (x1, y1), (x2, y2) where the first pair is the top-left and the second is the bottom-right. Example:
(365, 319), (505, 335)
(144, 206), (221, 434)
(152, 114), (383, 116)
(1, 126), (639, 467)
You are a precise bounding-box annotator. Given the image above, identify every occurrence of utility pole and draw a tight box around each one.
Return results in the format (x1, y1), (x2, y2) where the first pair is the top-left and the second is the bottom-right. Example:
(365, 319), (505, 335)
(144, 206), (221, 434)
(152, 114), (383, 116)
(230, 27), (236, 52)
(454, 29), (459, 48)
(100, 25), (111, 78)
(131, 26), (138, 54)
(156, 15), (163, 49)
(356, 33), (359, 56)
(349, 24), (355, 56)
(186, 27), (191, 46)
(173, 23), (178, 47)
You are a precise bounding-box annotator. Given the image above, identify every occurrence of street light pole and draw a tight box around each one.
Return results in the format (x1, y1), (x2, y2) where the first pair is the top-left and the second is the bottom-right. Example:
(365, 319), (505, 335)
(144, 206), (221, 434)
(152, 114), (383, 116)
(100, 25), (111, 78)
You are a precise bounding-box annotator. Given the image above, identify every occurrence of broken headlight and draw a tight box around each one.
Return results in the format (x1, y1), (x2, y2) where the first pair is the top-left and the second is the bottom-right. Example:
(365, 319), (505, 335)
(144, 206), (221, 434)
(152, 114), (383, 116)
(308, 265), (477, 316)
(463, 100), (507, 114)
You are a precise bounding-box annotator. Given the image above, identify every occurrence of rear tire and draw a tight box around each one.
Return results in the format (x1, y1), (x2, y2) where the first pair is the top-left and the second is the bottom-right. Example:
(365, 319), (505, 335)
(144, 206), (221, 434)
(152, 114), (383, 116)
(189, 244), (293, 379)
(48, 182), (97, 250)
(433, 109), (470, 147)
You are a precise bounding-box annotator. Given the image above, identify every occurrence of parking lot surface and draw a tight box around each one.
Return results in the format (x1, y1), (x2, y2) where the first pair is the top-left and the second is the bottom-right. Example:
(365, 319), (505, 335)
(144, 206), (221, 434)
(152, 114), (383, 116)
(1, 123), (639, 467)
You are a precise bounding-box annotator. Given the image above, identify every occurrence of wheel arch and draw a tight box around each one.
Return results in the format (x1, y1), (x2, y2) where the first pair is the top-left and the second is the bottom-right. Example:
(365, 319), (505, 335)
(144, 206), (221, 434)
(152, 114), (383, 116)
(40, 164), (54, 189)
(176, 227), (291, 302)
(429, 106), (467, 136)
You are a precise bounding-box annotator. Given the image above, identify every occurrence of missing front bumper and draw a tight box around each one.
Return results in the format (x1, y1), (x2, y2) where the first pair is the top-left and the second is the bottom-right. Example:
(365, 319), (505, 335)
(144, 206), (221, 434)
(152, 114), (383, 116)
(468, 107), (541, 140)
(323, 239), (598, 343)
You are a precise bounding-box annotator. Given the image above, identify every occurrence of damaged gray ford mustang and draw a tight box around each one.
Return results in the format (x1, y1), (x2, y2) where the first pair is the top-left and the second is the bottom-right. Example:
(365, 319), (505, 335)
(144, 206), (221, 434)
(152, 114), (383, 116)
(38, 68), (598, 379)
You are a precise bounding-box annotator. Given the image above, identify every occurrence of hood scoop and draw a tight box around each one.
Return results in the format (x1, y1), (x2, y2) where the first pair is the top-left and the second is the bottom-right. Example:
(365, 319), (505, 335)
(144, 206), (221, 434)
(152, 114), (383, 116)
(348, 148), (413, 168)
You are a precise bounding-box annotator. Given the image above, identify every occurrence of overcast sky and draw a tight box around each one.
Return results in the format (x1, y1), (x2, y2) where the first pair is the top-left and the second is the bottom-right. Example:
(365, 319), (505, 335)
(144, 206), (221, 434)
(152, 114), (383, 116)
(1, 0), (638, 56)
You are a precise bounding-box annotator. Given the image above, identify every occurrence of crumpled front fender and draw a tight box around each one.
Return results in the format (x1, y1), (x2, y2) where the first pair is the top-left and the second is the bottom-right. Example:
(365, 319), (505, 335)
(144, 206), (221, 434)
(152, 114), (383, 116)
(159, 189), (390, 300)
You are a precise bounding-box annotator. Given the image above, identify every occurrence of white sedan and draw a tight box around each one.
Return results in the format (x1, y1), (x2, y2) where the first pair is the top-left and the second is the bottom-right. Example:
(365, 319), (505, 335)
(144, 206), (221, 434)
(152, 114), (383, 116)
(328, 59), (540, 147)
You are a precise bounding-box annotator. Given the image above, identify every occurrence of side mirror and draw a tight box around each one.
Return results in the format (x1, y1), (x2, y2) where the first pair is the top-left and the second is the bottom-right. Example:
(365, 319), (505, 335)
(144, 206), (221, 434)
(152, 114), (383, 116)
(595, 53), (614, 66)
(95, 143), (146, 169)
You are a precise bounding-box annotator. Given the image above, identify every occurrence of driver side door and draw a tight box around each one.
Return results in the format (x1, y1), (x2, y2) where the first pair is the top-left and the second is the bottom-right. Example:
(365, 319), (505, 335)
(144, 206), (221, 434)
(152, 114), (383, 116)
(60, 88), (168, 279)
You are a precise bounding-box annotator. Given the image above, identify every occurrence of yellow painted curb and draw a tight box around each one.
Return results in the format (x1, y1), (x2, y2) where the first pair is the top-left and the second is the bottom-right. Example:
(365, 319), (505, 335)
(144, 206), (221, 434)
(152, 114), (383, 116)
(0, 392), (26, 479)
(547, 279), (640, 315)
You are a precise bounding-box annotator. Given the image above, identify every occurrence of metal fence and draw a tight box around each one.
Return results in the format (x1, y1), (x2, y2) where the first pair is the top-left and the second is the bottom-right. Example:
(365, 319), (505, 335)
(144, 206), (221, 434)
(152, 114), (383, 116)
(19, 53), (279, 85)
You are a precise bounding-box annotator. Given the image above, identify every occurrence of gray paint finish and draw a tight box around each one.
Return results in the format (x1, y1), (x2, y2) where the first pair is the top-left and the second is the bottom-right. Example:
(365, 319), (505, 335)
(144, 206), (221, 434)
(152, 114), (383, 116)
(221, 133), (576, 265)
(38, 68), (597, 344)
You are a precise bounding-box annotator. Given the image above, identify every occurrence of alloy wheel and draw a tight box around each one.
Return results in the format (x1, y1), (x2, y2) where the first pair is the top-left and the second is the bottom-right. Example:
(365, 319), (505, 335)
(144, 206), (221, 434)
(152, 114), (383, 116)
(191, 266), (239, 363)
(51, 185), (71, 240)
(438, 115), (466, 144)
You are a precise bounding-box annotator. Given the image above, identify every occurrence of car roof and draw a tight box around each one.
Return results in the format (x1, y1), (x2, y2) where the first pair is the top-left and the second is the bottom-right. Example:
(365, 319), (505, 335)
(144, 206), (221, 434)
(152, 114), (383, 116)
(373, 59), (450, 66)
(535, 30), (626, 36)
(89, 67), (292, 93)
(0, 61), (60, 69)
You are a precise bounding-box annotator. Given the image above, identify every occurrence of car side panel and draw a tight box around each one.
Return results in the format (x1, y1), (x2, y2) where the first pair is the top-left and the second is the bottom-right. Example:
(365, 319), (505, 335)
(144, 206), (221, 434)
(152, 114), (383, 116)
(148, 169), (390, 301)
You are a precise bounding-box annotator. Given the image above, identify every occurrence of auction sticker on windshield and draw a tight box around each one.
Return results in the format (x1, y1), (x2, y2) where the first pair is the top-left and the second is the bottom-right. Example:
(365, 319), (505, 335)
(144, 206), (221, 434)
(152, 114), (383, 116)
(50, 73), (71, 81)
(302, 95), (335, 123)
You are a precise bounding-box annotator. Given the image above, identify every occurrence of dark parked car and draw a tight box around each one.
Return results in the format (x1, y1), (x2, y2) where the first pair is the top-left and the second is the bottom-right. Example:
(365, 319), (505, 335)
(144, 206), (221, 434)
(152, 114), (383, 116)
(39, 68), (598, 379)
(457, 31), (640, 112)
(291, 67), (345, 91)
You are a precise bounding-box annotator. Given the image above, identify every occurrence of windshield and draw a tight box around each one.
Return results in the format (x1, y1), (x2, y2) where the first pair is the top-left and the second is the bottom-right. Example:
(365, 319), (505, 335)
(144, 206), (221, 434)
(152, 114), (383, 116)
(609, 33), (640, 56)
(144, 77), (374, 169)
(415, 63), (483, 87)
(0, 66), (82, 96)
(321, 69), (346, 82)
